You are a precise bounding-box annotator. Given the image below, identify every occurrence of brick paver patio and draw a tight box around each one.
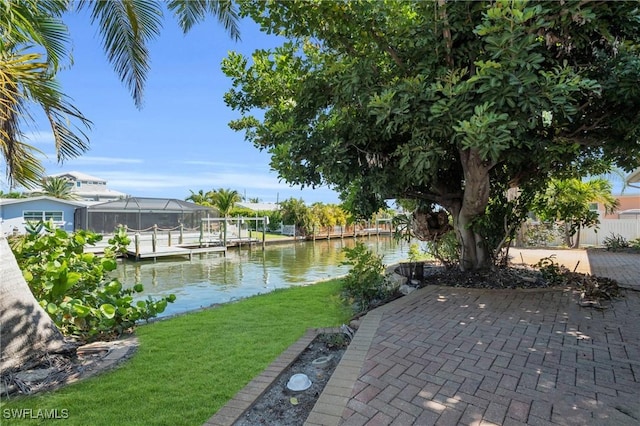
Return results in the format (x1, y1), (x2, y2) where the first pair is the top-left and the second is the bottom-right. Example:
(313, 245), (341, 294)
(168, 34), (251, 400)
(207, 249), (640, 425)
(306, 250), (640, 426)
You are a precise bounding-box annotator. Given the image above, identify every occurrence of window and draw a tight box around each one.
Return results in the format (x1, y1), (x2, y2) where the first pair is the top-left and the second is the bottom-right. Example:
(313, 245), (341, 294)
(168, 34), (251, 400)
(23, 211), (64, 222)
(76, 181), (81, 187)
(588, 203), (599, 211)
(44, 211), (63, 221)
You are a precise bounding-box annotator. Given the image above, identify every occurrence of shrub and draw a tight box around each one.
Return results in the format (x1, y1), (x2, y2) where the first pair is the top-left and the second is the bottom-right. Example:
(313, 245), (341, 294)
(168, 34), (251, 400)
(631, 238), (640, 250)
(341, 242), (389, 313)
(523, 222), (559, 247)
(603, 233), (629, 251)
(534, 256), (569, 285)
(424, 230), (459, 268)
(11, 222), (175, 342)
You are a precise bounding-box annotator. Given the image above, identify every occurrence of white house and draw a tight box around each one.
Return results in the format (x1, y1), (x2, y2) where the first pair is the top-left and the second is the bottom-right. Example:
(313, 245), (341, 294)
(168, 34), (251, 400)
(236, 202), (281, 212)
(49, 171), (127, 201)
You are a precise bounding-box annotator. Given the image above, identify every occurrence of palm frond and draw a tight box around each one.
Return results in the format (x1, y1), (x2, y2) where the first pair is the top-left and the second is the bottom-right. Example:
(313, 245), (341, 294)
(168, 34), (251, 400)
(1, 49), (91, 185)
(78, 0), (163, 109)
(167, 0), (240, 41)
(0, 0), (70, 71)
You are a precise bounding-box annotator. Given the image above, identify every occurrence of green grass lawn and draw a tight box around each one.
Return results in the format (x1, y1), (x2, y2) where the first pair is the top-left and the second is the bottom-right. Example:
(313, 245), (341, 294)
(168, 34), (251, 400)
(1, 279), (349, 425)
(251, 231), (295, 241)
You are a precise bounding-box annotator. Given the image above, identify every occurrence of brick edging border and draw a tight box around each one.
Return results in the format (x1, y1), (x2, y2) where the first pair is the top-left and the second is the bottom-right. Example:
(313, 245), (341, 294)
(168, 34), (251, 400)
(204, 327), (342, 426)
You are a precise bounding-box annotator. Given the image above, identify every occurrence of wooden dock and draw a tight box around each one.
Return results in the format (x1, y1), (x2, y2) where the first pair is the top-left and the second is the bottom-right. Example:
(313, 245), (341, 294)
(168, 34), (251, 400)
(305, 228), (392, 241)
(127, 245), (226, 261)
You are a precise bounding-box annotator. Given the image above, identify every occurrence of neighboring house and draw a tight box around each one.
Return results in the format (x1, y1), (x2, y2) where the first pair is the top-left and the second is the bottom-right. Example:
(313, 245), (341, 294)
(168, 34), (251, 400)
(582, 193), (640, 246)
(628, 167), (640, 187)
(590, 194), (640, 219)
(603, 194), (640, 219)
(236, 202), (281, 212)
(0, 196), (87, 235)
(48, 171), (127, 201)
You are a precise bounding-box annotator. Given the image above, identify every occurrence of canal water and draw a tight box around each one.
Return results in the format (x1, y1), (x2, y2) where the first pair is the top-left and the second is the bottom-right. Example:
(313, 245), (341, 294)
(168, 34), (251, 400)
(116, 236), (414, 318)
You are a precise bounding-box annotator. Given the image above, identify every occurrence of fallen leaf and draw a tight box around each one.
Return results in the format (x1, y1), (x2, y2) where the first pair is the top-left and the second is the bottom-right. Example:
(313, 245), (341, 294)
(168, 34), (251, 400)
(290, 397), (299, 405)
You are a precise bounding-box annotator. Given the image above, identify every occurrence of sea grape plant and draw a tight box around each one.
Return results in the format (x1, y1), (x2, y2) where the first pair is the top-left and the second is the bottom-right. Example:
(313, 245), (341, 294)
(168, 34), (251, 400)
(10, 222), (175, 342)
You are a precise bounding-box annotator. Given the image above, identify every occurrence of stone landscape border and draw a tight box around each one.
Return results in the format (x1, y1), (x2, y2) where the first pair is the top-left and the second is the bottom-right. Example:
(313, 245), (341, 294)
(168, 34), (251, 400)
(205, 326), (342, 426)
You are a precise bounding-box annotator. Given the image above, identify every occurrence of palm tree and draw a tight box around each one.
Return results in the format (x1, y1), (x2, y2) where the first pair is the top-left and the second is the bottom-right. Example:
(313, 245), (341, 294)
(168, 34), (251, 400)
(185, 189), (214, 206)
(0, 190), (25, 198)
(36, 176), (78, 200)
(210, 188), (241, 246)
(1, 0), (240, 371)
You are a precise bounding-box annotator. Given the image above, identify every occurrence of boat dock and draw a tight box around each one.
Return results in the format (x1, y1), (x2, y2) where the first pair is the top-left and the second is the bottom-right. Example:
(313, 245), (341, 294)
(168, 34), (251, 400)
(127, 245), (227, 261)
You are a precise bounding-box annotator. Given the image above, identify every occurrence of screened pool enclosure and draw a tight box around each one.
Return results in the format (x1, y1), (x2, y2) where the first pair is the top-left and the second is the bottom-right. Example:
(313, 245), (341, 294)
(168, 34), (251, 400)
(75, 197), (218, 234)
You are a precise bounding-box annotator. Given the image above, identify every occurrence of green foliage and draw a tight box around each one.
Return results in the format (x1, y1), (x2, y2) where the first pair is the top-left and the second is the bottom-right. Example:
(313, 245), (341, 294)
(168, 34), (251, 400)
(532, 178), (618, 247)
(185, 189), (214, 206)
(522, 222), (560, 247)
(11, 222), (175, 341)
(424, 231), (460, 268)
(265, 210), (282, 232)
(603, 233), (630, 251)
(0, 280), (348, 425)
(0, 190), (25, 198)
(472, 178), (539, 261)
(309, 203), (349, 235)
(210, 188), (241, 217)
(106, 224), (131, 257)
(225, 0), (640, 269)
(340, 242), (388, 313)
(408, 243), (420, 263)
(279, 197), (311, 234)
(631, 239), (640, 250)
(36, 176), (78, 200)
(534, 256), (569, 286)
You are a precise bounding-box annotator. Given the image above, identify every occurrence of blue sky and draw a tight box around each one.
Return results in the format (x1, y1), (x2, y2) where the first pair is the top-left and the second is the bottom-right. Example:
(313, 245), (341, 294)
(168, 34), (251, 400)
(13, 11), (342, 204)
(5, 9), (638, 200)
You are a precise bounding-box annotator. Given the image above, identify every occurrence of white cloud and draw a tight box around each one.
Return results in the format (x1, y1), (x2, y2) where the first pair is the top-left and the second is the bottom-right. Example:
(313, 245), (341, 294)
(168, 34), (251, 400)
(67, 156), (144, 165)
(42, 155), (144, 166)
(98, 170), (289, 191)
(90, 170), (338, 203)
(180, 160), (254, 168)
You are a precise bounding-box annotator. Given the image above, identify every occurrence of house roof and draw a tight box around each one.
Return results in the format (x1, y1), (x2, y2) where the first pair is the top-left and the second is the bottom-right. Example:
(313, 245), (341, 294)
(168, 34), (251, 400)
(75, 188), (127, 197)
(619, 209), (640, 215)
(236, 202), (281, 212)
(87, 197), (218, 212)
(627, 168), (640, 184)
(0, 196), (88, 207)
(50, 171), (106, 182)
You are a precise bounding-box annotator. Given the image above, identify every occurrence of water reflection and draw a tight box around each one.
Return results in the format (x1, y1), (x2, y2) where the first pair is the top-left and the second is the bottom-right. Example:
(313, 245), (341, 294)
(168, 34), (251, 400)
(117, 236), (411, 317)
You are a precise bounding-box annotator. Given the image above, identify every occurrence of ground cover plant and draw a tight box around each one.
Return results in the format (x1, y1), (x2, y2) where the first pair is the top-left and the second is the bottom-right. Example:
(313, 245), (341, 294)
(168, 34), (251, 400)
(0, 280), (349, 425)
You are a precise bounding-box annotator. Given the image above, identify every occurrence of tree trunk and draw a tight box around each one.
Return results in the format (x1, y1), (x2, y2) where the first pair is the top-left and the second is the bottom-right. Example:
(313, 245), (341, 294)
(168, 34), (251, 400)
(456, 148), (493, 271)
(573, 228), (581, 249)
(563, 222), (581, 248)
(0, 236), (66, 372)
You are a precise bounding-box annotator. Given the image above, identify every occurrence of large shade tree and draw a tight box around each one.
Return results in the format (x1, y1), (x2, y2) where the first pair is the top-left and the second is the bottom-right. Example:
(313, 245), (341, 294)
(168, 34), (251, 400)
(1, 0), (239, 371)
(223, 0), (640, 271)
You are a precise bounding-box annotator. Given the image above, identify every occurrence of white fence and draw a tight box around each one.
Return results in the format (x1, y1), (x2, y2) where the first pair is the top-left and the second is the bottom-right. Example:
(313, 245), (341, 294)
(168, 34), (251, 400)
(280, 224), (296, 236)
(581, 219), (640, 246)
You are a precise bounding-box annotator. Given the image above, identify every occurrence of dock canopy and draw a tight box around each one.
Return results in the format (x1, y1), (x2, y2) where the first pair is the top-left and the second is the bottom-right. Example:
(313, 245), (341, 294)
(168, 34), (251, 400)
(75, 197), (218, 233)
